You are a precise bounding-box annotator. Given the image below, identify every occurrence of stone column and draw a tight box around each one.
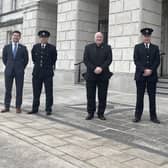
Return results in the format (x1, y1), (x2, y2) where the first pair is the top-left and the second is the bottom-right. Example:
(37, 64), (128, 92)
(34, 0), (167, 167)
(108, 0), (142, 73)
(22, 0), (57, 67)
(36, 2), (57, 45)
(141, 0), (162, 75)
(141, 0), (162, 46)
(22, 0), (40, 67)
(0, 0), (2, 14)
(56, 0), (99, 82)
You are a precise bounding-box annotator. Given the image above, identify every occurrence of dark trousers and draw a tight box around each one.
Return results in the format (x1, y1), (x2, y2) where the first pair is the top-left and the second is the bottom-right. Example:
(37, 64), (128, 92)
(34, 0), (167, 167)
(135, 80), (157, 120)
(32, 76), (53, 112)
(86, 80), (109, 115)
(4, 73), (24, 109)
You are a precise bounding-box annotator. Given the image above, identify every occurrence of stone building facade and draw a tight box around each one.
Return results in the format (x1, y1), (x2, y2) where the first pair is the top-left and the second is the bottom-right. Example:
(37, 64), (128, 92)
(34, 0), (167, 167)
(0, 0), (166, 92)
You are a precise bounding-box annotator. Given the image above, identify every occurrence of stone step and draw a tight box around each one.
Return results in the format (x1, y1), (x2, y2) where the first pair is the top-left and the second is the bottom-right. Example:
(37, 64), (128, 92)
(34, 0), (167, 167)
(157, 82), (168, 89)
(157, 88), (168, 95)
(158, 77), (168, 83)
(157, 77), (168, 95)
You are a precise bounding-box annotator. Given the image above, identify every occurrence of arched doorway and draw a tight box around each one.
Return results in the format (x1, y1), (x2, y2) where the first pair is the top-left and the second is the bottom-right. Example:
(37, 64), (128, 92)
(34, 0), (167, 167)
(98, 0), (109, 43)
(75, 0), (110, 83)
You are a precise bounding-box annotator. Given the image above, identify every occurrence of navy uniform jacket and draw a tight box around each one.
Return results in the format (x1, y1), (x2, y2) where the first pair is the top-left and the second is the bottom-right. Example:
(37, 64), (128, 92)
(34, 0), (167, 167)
(32, 43), (57, 77)
(2, 43), (29, 76)
(83, 43), (113, 81)
(134, 43), (160, 82)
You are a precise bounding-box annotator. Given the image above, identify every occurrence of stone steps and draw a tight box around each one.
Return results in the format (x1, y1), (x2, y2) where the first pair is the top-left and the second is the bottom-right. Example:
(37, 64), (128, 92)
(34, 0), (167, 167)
(157, 77), (168, 95)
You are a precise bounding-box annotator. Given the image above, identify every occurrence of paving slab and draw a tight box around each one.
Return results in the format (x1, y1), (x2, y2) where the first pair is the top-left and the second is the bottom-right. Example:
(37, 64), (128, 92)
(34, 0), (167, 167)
(0, 70), (168, 167)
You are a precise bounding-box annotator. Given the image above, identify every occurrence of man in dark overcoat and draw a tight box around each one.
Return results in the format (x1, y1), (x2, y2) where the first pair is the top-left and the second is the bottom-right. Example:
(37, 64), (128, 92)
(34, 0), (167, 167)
(83, 32), (113, 120)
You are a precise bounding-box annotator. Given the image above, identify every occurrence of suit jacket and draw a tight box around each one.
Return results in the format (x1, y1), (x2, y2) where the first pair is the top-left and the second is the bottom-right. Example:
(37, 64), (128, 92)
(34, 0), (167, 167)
(32, 43), (57, 77)
(134, 43), (160, 82)
(2, 43), (29, 76)
(83, 43), (113, 81)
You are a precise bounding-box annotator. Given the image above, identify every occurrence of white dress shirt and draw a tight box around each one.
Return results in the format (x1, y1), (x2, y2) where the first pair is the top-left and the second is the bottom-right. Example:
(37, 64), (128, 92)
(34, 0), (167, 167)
(12, 42), (19, 52)
(144, 43), (150, 49)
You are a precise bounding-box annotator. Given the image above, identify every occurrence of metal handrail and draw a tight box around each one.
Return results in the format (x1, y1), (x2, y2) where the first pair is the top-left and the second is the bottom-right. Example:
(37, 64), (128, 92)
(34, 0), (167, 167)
(74, 52), (166, 81)
(160, 52), (166, 77)
(74, 61), (84, 83)
(74, 61), (83, 66)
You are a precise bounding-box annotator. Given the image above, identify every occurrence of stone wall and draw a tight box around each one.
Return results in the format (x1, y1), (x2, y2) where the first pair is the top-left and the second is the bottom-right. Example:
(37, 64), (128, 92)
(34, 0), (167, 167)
(108, 0), (142, 74)
(108, 0), (162, 74)
(1, 0), (24, 13)
(0, 0), (24, 52)
(22, 1), (39, 67)
(56, 0), (77, 70)
(0, 23), (23, 71)
(0, 0), (24, 71)
(0, 0), (57, 68)
(56, 0), (99, 71)
(0, 0), (164, 86)
(141, 0), (162, 46)
(2, 0), (13, 13)
(22, 0), (57, 67)
(36, 2), (57, 45)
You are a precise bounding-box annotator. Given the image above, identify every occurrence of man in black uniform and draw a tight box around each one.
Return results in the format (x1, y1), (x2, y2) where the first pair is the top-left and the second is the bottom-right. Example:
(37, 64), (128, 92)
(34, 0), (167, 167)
(133, 28), (160, 124)
(28, 30), (57, 115)
(83, 32), (113, 120)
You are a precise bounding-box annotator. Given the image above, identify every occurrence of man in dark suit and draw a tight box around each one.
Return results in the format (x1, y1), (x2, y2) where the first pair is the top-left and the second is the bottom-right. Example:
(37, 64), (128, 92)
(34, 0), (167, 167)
(83, 32), (113, 120)
(28, 30), (57, 116)
(133, 28), (160, 124)
(1, 30), (29, 113)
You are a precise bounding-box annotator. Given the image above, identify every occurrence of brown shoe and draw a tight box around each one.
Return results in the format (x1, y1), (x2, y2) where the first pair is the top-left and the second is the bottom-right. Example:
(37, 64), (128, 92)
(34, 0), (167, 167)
(1, 108), (10, 113)
(16, 108), (22, 113)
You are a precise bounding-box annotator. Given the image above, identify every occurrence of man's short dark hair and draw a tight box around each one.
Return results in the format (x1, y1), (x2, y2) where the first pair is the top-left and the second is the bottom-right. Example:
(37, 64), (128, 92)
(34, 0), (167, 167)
(12, 30), (21, 36)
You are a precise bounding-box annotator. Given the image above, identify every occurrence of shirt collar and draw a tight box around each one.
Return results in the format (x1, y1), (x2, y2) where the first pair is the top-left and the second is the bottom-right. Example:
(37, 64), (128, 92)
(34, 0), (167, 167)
(41, 43), (47, 47)
(144, 43), (150, 48)
(12, 42), (19, 46)
(95, 43), (104, 48)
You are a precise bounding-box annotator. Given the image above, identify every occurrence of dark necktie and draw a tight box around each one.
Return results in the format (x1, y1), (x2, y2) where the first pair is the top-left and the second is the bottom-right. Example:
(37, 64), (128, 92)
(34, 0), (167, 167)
(42, 44), (45, 49)
(145, 43), (150, 55)
(145, 43), (148, 48)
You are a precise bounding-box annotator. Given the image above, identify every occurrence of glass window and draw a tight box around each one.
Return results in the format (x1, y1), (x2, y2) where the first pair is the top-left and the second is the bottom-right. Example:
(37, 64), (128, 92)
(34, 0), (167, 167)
(11, 0), (17, 11)
(0, 0), (2, 14)
(6, 31), (12, 44)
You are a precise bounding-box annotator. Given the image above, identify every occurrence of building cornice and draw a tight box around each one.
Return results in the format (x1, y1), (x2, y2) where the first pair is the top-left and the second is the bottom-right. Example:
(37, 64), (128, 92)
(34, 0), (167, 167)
(0, 18), (23, 28)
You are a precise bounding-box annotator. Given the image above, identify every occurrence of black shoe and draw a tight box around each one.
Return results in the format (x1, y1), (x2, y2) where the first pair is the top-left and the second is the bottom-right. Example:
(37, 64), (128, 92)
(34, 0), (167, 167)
(46, 111), (52, 116)
(27, 110), (38, 114)
(98, 115), (106, 120)
(151, 118), (160, 124)
(46, 108), (52, 116)
(85, 114), (94, 120)
(132, 118), (141, 123)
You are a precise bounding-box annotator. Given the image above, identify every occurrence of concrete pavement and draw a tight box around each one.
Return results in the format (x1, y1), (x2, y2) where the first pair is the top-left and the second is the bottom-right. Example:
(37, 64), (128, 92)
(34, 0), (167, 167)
(1, 106), (168, 168)
(0, 69), (168, 167)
